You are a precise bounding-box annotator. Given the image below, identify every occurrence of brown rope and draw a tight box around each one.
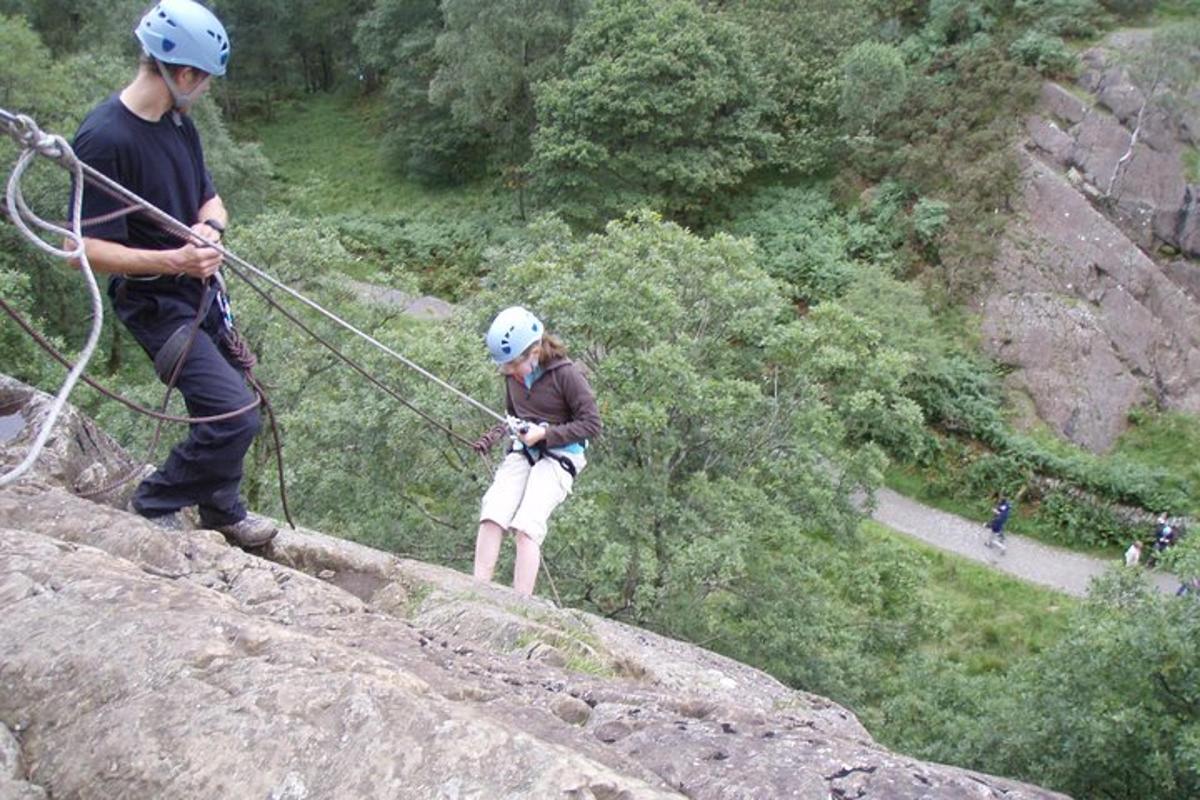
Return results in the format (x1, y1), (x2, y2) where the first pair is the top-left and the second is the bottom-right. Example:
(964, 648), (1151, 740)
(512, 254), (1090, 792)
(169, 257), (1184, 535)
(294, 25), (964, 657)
(0, 295), (260, 425)
(227, 263), (478, 450)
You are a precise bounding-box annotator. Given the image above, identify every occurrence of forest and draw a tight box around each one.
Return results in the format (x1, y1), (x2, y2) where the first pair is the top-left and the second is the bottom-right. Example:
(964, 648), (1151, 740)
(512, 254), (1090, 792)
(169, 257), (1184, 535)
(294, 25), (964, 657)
(2, 0), (1200, 796)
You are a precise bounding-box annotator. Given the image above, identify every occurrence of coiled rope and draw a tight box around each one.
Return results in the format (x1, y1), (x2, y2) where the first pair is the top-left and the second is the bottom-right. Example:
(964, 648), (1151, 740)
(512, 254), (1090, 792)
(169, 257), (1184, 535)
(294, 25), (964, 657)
(0, 111), (103, 488)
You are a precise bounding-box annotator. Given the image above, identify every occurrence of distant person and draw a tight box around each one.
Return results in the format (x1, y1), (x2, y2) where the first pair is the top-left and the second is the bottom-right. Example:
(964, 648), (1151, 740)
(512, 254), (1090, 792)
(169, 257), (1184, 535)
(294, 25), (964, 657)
(470, 307), (601, 596)
(1148, 513), (1176, 567)
(1124, 539), (1142, 567)
(1176, 577), (1200, 598)
(984, 496), (1011, 553)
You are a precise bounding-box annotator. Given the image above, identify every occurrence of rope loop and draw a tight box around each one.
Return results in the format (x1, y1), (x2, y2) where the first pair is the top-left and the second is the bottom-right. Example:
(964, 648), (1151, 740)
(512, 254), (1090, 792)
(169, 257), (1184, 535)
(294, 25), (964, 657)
(11, 114), (75, 166)
(1, 111), (103, 488)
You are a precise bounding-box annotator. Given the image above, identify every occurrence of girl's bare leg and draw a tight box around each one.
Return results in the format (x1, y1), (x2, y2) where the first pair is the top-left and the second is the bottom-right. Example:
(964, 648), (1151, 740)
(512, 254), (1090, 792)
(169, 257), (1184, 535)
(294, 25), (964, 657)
(474, 520), (505, 581)
(512, 530), (541, 596)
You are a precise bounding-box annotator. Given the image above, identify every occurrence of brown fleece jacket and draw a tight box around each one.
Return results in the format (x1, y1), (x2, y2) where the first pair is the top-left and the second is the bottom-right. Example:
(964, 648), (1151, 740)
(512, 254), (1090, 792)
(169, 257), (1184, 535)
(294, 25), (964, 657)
(477, 357), (602, 451)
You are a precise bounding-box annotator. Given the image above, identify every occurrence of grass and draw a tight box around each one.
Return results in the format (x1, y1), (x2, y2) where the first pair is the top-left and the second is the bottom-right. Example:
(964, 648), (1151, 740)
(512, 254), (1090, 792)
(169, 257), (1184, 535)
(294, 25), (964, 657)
(1111, 410), (1200, 515)
(885, 462), (985, 522)
(233, 92), (521, 298)
(1155, 0), (1200, 23)
(864, 520), (1075, 673)
(237, 91), (508, 221)
(1184, 146), (1200, 185)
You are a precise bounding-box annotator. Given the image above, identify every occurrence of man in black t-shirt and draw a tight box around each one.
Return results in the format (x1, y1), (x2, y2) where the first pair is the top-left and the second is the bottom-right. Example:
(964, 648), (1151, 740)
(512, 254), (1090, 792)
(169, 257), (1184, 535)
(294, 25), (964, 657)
(71, 0), (275, 548)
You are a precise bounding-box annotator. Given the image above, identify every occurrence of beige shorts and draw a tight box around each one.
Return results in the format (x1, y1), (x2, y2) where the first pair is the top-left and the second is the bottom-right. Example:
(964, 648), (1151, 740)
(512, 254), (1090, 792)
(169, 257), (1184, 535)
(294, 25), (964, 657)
(479, 450), (586, 546)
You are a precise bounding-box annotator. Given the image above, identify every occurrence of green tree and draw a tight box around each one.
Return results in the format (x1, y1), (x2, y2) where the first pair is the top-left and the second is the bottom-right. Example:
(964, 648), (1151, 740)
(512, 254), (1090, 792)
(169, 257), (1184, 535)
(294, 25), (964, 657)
(430, 0), (587, 178)
(726, 185), (859, 303)
(982, 571), (1200, 799)
(0, 14), (127, 373)
(1013, 0), (1106, 38)
(472, 212), (884, 630)
(354, 0), (487, 183)
(722, 0), (875, 176)
(840, 41), (910, 134)
(770, 300), (927, 459)
(0, 0), (142, 57)
(212, 0), (294, 116)
(529, 0), (774, 225)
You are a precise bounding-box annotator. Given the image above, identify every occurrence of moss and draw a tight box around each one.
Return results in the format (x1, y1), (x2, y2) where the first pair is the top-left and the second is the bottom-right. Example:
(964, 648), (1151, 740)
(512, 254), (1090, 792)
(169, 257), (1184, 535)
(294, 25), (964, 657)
(1183, 146), (1200, 184)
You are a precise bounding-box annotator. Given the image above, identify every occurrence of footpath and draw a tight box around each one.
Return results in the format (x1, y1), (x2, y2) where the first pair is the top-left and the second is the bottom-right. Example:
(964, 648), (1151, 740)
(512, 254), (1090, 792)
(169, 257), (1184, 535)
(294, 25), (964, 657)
(872, 488), (1179, 597)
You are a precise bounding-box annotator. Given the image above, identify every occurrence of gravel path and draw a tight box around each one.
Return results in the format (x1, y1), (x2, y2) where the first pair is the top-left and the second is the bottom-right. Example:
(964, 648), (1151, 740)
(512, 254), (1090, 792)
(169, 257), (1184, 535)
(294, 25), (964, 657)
(872, 488), (1179, 597)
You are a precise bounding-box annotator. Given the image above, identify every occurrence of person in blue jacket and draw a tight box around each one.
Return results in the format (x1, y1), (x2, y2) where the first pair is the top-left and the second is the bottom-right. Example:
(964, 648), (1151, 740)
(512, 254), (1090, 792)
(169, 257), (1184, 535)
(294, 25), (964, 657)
(984, 496), (1012, 552)
(69, 1), (274, 548)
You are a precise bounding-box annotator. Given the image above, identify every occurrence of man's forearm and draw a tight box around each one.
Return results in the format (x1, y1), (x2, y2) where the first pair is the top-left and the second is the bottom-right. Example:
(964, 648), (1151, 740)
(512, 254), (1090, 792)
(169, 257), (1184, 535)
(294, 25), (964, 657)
(75, 237), (181, 276)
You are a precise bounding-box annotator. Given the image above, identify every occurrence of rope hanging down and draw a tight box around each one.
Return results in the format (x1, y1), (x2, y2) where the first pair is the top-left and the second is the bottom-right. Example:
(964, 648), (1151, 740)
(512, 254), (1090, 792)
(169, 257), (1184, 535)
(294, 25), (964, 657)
(0, 109), (503, 488)
(0, 111), (103, 488)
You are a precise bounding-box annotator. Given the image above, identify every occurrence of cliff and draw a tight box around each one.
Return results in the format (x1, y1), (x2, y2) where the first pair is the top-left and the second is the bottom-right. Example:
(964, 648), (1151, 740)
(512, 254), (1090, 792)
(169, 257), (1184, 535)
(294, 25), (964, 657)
(981, 30), (1200, 452)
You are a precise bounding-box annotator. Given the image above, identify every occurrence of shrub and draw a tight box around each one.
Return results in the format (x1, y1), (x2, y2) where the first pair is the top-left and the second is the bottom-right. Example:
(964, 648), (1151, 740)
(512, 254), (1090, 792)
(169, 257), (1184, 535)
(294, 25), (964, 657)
(726, 185), (858, 303)
(1009, 31), (1077, 76)
(1098, 0), (1157, 17)
(1013, 0), (1106, 38)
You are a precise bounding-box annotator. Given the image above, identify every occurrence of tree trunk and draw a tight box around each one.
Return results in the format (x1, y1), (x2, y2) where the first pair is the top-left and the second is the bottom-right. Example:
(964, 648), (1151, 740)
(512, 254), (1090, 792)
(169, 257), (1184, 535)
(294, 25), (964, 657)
(1107, 78), (1160, 198)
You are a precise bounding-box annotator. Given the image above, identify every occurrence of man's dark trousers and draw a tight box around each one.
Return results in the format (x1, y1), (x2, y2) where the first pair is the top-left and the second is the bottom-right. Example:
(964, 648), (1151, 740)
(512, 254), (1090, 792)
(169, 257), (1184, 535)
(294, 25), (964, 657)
(112, 277), (260, 526)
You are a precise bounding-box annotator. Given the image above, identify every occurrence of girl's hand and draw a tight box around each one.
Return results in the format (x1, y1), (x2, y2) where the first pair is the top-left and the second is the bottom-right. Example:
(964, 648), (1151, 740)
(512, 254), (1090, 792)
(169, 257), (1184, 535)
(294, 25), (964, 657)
(519, 424), (547, 447)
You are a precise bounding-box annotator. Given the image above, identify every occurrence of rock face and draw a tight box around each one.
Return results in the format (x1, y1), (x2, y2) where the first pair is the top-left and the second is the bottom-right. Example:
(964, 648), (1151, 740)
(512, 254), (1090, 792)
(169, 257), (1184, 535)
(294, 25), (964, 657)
(0, 377), (1070, 799)
(983, 31), (1200, 452)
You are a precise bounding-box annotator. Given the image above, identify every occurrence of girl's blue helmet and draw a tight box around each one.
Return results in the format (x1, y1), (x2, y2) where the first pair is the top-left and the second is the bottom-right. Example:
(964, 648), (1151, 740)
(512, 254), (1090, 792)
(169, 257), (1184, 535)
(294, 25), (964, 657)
(136, 0), (230, 77)
(486, 306), (543, 365)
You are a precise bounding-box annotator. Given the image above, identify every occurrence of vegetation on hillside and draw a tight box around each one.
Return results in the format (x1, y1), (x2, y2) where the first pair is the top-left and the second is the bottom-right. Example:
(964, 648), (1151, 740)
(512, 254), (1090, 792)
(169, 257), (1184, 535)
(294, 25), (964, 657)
(2, 0), (1199, 797)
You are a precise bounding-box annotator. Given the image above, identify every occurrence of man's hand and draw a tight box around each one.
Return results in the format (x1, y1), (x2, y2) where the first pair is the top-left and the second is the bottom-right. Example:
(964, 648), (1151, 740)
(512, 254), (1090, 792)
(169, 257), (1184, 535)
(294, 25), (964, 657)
(167, 242), (223, 279)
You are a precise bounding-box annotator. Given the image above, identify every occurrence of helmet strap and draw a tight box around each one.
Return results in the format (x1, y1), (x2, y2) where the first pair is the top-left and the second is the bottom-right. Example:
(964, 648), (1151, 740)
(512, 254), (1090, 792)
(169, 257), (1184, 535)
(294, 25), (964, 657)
(151, 56), (199, 121)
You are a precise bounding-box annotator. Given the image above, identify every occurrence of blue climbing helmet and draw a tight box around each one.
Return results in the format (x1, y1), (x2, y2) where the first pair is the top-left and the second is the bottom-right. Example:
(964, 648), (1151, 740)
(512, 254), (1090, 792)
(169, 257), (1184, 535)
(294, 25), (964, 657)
(135, 0), (230, 77)
(486, 306), (543, 365)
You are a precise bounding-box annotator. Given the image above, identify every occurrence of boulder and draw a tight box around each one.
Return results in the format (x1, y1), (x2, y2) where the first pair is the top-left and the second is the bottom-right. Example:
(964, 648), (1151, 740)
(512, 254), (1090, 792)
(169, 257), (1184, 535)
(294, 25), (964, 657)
(0, 374), (142, 507)
(0, 377), (1071, 798)
(343, 278), (455, 320)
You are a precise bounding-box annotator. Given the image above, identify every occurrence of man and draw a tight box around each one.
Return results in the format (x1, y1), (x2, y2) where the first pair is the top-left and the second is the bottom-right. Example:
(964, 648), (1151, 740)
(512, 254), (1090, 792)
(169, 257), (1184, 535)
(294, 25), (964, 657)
(71, 0), (275, 547)
(984, 496), (1011, 553)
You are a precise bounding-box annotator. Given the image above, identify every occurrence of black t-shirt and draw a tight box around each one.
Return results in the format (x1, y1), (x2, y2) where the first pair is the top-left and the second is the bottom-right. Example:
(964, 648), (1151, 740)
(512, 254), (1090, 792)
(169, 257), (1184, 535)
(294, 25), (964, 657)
(71, 94), (215, 252)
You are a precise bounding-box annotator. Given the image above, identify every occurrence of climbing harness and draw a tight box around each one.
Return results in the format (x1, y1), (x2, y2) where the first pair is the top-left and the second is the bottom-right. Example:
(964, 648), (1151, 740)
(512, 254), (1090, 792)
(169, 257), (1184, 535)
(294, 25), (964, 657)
(511, 433), (580, 480)
(0, 109), (529, 494)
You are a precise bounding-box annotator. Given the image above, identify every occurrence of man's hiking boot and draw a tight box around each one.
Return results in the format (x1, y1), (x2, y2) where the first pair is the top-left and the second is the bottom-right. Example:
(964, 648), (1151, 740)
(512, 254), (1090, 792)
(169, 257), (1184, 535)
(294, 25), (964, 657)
(215, 513), (277, 548)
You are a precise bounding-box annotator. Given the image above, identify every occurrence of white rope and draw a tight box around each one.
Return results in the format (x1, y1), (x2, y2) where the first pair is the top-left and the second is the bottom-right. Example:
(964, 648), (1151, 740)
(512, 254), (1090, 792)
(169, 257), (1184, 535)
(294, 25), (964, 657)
(0, 109), (507, 429)
(0, 114), (104, 487)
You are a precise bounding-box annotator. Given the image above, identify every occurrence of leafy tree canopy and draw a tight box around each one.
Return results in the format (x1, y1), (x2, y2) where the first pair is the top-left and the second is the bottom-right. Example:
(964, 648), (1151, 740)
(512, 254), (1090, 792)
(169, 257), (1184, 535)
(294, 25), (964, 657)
(529, 0), (774, 225)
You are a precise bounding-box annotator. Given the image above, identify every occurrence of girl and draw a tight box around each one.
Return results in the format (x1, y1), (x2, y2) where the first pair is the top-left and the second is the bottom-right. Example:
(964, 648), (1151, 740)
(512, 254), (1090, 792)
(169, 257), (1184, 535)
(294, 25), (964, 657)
(471, 306), (601, 595)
